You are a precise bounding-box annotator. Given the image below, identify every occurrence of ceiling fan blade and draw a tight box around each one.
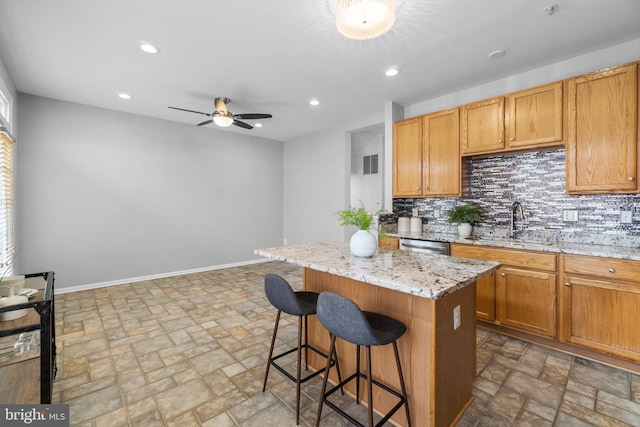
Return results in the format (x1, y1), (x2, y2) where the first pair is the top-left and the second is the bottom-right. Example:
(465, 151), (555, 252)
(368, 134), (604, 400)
(197, 119), (213, 126)
(168, 106), (210, 116)
(233, 120), (253, 129)
(234, 113), (272, 120)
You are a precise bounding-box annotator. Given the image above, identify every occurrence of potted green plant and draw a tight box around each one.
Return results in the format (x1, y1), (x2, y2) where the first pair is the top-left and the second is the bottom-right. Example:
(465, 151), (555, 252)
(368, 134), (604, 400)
(446, 203), (484, 238)
(337, 204), (384, 257)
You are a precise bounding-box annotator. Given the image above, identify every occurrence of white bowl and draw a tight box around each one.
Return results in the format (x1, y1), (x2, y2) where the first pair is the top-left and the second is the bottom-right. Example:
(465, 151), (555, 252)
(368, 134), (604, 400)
(0, 293), (28, 321)
(0, 275), (25, 297)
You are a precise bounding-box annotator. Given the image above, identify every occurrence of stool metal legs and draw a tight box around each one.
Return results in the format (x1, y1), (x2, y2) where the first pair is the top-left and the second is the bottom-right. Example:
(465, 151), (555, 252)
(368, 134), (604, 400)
(316, 335), (411, 427)
(263, 310), (341, 425)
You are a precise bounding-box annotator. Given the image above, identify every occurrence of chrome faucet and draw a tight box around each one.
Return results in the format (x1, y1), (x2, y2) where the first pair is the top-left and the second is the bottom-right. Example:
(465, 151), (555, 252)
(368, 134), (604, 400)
(509, 201), (525, 238)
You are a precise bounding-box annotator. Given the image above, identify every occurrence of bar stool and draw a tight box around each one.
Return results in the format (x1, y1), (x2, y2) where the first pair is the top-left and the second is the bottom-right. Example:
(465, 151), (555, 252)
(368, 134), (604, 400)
(262, 274), (342, 425)
(315, 291), (411, 427)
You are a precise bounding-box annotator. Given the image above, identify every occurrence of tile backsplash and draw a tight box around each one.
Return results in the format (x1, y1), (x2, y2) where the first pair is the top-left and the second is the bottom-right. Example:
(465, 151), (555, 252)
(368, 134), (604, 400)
(392, 148), (640, 244)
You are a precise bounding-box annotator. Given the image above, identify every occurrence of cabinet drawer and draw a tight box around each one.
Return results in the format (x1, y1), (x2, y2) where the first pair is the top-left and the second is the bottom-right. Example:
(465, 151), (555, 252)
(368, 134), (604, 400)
(451, 244), (556, 271)
(563, 255), (640, 284)
(379, 236), (399, 250)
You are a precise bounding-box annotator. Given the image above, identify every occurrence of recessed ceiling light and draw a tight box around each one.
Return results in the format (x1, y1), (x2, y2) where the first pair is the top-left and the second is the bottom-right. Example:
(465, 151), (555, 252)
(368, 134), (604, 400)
(139, 42), (159, 54)
(544, 4), (558, 15)
(118, 92), (132, 100)
(487, 50), (506, 59)
(385, 67), (400, 77)
(309, 99), (320, 106)
(254, 123), (263, 128)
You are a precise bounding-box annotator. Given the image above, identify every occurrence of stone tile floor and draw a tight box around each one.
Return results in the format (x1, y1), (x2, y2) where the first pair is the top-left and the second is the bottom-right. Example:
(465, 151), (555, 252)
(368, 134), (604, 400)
(49, 261), (640, 426)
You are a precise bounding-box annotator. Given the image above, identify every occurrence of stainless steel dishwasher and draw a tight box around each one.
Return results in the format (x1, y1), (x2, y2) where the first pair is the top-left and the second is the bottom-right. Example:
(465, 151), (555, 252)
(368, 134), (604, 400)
(399, 238), (450, 255)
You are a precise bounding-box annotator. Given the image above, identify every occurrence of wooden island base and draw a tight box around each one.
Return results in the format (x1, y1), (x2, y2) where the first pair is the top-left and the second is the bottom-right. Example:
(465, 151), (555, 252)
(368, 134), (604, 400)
(304, 268), (477, 427)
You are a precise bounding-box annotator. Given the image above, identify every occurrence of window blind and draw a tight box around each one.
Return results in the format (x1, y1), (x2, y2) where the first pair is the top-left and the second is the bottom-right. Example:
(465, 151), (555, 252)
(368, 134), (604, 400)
(0, 131), (14, 277)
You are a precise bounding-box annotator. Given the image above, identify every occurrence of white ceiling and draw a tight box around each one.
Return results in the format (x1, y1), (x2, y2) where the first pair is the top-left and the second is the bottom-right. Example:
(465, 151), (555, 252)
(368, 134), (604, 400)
(0, 0), (639, 141)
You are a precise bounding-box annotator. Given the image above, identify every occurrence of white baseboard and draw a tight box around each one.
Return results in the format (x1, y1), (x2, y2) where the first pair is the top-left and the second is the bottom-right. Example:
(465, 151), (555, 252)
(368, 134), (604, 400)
(55, 258), (273, 294)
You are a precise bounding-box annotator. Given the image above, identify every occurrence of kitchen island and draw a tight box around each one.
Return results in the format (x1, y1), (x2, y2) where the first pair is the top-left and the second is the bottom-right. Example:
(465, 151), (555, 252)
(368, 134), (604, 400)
(256, 242), (499, 427)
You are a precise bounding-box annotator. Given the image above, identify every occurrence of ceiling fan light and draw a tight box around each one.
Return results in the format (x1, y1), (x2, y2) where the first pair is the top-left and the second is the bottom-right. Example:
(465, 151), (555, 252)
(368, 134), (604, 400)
(336, 0), (395, 40)
(213, 115), (234, 127)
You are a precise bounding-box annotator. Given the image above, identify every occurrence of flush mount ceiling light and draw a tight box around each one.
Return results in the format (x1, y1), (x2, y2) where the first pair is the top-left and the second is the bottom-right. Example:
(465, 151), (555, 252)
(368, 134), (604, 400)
(385, 66), (400, 77)
(309, 99), (320, 106)
(254, 123), (263, 128)
(139, 42), (159, 54)
(335, 0), (396, 40)
(488, 49), (506, 59)
(117, 92), (132, 100)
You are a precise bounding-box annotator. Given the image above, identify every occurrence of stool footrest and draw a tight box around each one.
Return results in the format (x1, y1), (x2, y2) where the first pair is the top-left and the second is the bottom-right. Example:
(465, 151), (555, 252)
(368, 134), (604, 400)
(270, 344), (335, 385)
(323, 372), (407, 427)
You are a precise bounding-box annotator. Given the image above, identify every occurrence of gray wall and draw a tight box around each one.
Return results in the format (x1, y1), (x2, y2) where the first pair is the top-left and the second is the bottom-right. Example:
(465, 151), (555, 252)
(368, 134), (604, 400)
(350, 125), (383, 212)
(283, 113), (382, 246)
(16, 94), (283, 290)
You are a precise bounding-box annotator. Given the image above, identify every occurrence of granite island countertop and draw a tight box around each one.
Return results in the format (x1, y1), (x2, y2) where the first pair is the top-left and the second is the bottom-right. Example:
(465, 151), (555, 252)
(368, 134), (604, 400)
(255, 241), (499, 300)
(390, 231), (640, 261)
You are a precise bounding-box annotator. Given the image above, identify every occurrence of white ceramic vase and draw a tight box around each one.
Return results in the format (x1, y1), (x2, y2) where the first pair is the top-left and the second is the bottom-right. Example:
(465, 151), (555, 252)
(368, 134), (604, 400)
(458, 223), (473, 238)
(350, 229), (378, 257)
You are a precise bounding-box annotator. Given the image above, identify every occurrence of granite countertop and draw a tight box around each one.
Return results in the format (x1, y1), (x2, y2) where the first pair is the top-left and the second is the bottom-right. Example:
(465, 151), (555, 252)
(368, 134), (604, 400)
(390, 231), (640, 262)
(255, 242), (499, 300)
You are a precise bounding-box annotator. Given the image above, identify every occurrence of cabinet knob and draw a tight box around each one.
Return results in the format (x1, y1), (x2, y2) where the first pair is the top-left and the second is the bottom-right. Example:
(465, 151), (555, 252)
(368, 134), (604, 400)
(509, 137), (515, 141)
(608, 268), (615, 273)
(500, 273), (506, 277)
(386, 242), (391, 246)
(628, 177), (635, 182)
(564, 282), (571, 287)
(498, 139), (503, 143)
(417, 187), (421, 190)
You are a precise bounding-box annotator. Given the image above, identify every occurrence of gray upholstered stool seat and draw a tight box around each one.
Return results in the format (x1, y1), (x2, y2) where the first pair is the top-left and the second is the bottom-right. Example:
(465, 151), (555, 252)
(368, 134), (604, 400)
(315, 291), (411, 427)
(262, 274), (342, 425)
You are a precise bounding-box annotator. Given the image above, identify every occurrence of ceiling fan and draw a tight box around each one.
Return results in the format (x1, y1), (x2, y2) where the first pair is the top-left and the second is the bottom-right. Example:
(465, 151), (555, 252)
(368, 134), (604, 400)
(168, 97), (272, 129)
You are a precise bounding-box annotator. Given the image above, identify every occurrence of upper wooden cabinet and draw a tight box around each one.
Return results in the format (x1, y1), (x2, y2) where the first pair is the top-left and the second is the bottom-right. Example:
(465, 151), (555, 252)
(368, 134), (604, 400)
(566, 63), (639, 193)
(393, 117), (423, 197)
(506, 81), (563, 148)
(393, 109), (460, 198)
(423, 108), (460, 196)
(461, 96), (505, 155)
(461, 82), (564, 156)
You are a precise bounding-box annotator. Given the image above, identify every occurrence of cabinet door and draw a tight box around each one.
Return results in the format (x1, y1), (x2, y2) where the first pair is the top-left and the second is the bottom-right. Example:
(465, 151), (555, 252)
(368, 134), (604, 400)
(496, 267), (557, 338)
(475, 272), (496, 321)
(506, 82), (563, 148)
(566, 63), (638, 193)
(393, 117), (423, 197)
(423, 108), (460, 196)
(559, 275), (640, 362)
(461, 97), (505, 155)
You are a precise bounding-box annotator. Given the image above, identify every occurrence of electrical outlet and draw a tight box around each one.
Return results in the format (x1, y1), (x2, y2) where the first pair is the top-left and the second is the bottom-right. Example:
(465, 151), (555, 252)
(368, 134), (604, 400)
(453, 305), (461, 330)
(620, 210), (633, 224)
(562, 210), (579, 222)
(284, 238), (288, 246)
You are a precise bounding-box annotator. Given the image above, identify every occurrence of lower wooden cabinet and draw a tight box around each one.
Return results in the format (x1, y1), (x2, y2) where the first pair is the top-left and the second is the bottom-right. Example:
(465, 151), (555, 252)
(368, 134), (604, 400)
(559, 255), (640, 363)
(451, 244), (557, 339)
(475, 272), (495, 321)
(452, 244), (640, 366)
(378, 236), (399, 249)
(496, 267), (556, 339)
